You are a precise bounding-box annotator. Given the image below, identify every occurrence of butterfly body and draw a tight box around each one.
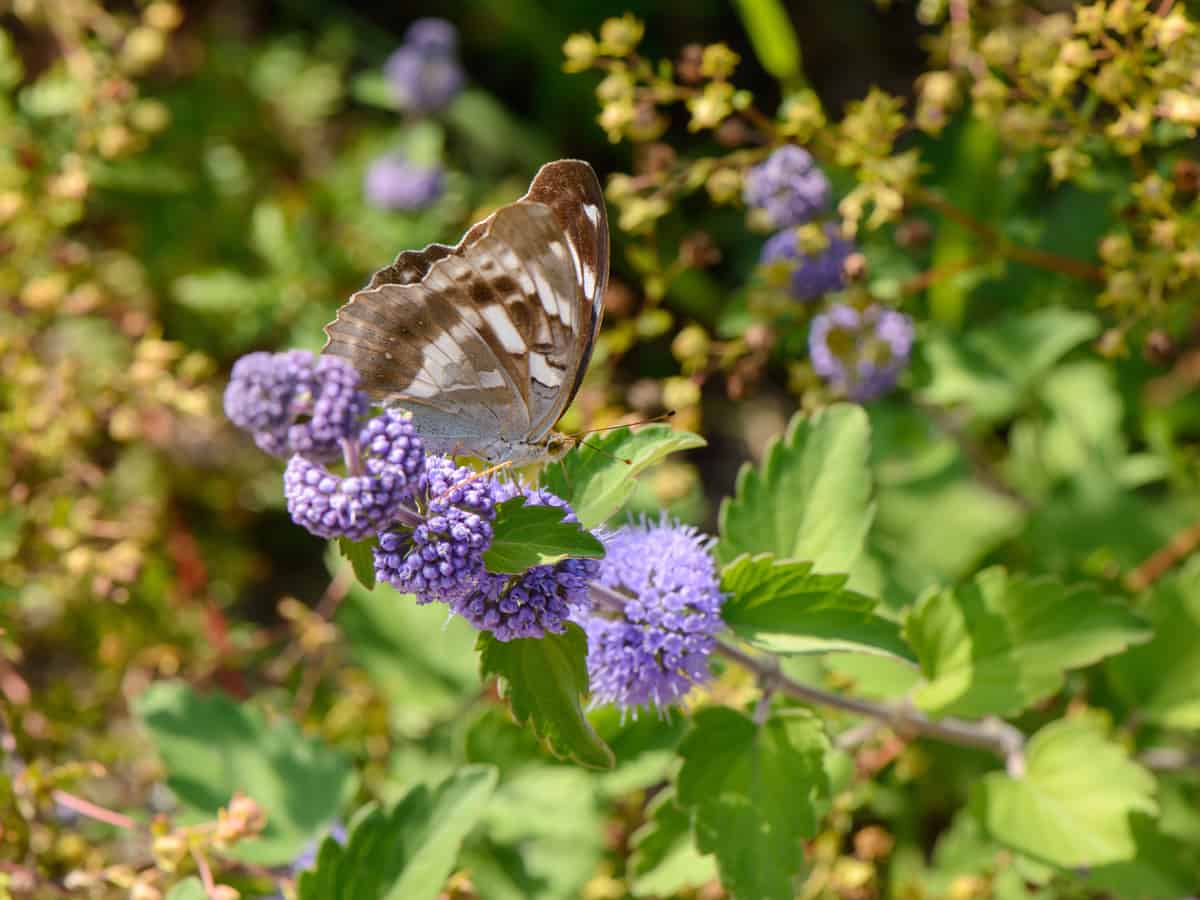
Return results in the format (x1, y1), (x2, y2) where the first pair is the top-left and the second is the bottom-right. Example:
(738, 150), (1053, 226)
(324, 159), (609, 465)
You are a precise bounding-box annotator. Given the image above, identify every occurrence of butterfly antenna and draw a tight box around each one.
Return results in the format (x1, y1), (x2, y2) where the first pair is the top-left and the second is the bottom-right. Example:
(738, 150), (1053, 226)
(567, 410), (676, 438)
(573, 437), (633, 465)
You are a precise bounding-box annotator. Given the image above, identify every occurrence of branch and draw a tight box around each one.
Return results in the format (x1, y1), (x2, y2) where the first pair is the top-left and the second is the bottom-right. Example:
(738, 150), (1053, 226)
(713, 640), (1028, 775)
(1124, 519), (1200, 592)
(910, 186), (1104, 283)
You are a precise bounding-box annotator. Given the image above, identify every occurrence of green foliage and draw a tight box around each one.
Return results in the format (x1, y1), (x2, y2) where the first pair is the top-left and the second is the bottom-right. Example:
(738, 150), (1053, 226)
(165, 880), (208, 900)
(971, 717), (1157, 868)
(539, 424), (706, 530)
(731, 0), (802, 83)
(717, 405), (874, 572)
(135, 681), (355, 865)
(628, 790), (718, 897)
(477, 625), (614, 769)
(905, 567), (1151, 718)
(1107, 556), (1200, 729)
(482, 497), (604, 574)
(677, 708), (829, 900)
(297, 766), (497, 900)
(721, 554), (914, 661)
(13, 2), (1200, 898)
(338, 537), (377, 590)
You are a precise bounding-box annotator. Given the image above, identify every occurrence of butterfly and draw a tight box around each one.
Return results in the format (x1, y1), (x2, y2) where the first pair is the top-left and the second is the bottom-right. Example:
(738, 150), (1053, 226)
(323, 159), (609, 466)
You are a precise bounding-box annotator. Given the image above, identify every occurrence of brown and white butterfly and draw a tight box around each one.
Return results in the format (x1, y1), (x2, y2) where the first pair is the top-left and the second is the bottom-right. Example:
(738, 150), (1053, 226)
(323, 159), (609, 465)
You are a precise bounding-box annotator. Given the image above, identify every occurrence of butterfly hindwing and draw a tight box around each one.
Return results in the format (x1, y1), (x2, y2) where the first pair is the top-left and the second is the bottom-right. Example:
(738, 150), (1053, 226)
(323, 159), (608, 462)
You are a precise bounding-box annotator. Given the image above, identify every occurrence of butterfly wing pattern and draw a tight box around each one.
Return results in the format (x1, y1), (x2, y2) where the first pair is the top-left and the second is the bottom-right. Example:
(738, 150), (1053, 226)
(323, 159), (609, 465)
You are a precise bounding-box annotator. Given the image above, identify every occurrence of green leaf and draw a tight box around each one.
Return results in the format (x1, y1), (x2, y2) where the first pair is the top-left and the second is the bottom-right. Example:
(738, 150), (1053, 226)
(479, 765), (606, 900)
(134, 681), (355, 866)
(866, 403), (1025, 605)
(970, 717), (1156, 867)
(337, 580), (478, 735)
(165, 879), (207, 900)
(539, 425), (705, 530)
(716, 406), (873, 574)
(350, 70), (400, 109)
(721, 554), (915, 662)
(677, 708), (829, 900)
(904, 567), (1151, 718)
(731, 0), (802, 82)
(338, 537), (376, 590)
(919, 309), (1100, 423)
(629, 789), (717, 898)
(1107, 556), (1200, 730)
(482, 496), (604, 575)
(1082, 814), (1200, 899)
(298, 766), (497, 900)
(478, 624), (614, 769)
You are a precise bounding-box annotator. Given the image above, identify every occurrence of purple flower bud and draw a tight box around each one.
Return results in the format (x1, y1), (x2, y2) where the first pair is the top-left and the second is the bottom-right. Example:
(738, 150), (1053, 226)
(374, 461), (598, 642)
(809, 303), (915, 401)
(224, 351), (368, 461)
(760, 224), (855, 301)
(384, 22), (465, 115)
(364, 155), (445, 211)
(284, 411), (424, 540)
(404, 18), (458, 53)
(578, 517), (725, 712)
(744, 145), (831, 228)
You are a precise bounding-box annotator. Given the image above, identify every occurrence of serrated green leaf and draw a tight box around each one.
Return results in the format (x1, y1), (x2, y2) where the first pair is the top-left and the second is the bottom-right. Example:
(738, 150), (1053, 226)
(905, 567), (1151, 718)
(478, 624), (614, 769)
(721, 554), (915, 662)
(134, 681), (355, 865)
(165, 879), (207, 900)
(539, 425), (705, 530)
(629, 789), (717, 898)
(971, 717), (1156, 867)
(716, 406), (873, 574)
(298, 766), (497, 900)
(1107, 556), (1200, 730)
(482, 496), (604, 575)
(338, 536), (376, 590)
(677, 708), (829, 900)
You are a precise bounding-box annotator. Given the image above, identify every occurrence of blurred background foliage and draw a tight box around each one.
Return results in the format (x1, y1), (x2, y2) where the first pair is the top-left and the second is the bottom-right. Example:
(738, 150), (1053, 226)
(3, 0), (1200, 897)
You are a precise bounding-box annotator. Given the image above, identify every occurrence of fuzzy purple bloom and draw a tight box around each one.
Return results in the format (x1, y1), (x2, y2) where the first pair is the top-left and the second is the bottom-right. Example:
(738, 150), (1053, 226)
(760, 224), (855, 301)
(581, 518), (725, 712)
(224, 351), (368, 461)
(809, 303), (915, 401)
(284, 410), (424, 540)
(364, 155), (445, 211)
(743, 145), (831, 228)
(384, 20), (465, 114)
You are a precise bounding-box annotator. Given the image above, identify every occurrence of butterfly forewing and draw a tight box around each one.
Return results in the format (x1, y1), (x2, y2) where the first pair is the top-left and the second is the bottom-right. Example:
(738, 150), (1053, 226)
(323, 159), (609, 463)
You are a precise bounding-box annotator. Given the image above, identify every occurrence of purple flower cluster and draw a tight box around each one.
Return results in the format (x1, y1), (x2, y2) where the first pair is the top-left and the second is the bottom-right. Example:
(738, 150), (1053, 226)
(809, 303), (915, 401)
(223, 351), (368, 461)
(385, 18), (465, 115)
(579, 518), (725, 713)
(374, 459), (597, 641)
(744, 145), (831, 228)
(283, 411), (425, 541)
(364, 155), (445, 212)
(760, 223), (855, 301)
